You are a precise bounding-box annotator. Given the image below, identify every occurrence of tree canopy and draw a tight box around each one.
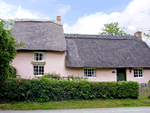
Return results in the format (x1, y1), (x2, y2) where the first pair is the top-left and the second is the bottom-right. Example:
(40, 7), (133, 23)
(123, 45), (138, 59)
(144, 31), (150, 37)
(0, 19), (24, 82)
(100, 22), (129, 36)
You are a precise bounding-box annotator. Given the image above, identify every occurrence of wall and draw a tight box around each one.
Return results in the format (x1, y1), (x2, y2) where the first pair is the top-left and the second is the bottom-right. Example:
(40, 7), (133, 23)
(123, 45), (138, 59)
(126, 68), (150, 83)
(12, 51), (66, 79)
(12, 51), (117, 81)
(65, 68), (117, 82)
(11, 51), (34, 79)
(12, 51), (150, 83)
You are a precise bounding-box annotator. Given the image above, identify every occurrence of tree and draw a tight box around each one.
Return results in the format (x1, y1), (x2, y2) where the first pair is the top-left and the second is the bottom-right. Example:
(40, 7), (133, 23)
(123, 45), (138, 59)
(100, 22), (129, 36)
(144, 30), (150, 37)
(144, 30), (150, 47)
(0, 19), (24, 82)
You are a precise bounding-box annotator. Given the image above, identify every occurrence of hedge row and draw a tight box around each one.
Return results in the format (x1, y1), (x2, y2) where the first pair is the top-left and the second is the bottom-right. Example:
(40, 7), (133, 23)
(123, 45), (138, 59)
(0, 78), (139, 102)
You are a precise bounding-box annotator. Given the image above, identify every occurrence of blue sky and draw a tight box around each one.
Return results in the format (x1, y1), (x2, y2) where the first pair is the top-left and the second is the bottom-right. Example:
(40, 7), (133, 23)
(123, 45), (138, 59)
(0, 0), (150, 45)
(2, 0), (132, 25)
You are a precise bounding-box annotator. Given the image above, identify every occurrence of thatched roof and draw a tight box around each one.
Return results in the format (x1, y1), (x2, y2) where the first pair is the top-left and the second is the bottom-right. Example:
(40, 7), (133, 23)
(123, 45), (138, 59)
(65, 34), (150, 68)
(12, 19), (66, 51)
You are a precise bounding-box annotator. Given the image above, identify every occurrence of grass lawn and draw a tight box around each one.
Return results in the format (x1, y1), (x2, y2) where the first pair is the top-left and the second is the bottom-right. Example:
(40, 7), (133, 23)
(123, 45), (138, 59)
(0, 97), (150, 110)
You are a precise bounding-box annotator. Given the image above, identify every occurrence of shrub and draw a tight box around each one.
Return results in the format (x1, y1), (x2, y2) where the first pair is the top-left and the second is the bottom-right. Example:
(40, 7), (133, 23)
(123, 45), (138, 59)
(42, 73), (84, 81)
(8, 65), (16, 78)
(42, 73), (61, 80)
(67, 75), (83, 81)
(1, 78), (139, 102)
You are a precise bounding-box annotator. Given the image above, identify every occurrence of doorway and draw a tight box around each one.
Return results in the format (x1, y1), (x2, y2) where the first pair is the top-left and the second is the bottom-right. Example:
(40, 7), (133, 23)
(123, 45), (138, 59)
(117, 68), (126, 81)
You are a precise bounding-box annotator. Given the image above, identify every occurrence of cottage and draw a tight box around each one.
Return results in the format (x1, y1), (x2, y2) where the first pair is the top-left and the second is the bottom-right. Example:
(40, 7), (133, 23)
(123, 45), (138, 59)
(11, 16), (150, 83)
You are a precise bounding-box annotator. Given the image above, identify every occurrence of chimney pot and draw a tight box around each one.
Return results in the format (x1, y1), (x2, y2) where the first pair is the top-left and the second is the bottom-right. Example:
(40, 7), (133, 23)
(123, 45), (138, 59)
(56, 15), (61, 23)
(134, 31), (142, 39)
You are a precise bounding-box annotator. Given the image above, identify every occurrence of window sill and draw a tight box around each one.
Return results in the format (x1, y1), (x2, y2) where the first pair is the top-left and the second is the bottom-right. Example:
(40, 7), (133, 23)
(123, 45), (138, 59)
(33, 60), (45, 62)
(134, 77), (143, 78)
(31, 61), (46, 65)
(34, 75), (43, 78)
(83, 77), (96, 78)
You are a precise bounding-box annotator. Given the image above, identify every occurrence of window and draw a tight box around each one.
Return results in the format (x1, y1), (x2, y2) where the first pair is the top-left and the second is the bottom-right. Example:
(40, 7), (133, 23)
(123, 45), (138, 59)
(33, 52), (44, 61)
(84, 69), (96, 78)
(33, 65), (44, 75)
(134, 69), (143, 77)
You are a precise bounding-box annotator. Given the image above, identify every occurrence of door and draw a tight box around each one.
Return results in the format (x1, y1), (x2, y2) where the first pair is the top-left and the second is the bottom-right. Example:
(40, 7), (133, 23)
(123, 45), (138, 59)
(117, 68), (126, 81)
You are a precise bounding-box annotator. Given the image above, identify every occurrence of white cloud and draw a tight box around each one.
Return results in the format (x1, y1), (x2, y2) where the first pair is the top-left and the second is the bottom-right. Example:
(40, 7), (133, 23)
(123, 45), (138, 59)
(30, 0), (38, 3)
(30, 0), (56, 3)
(63, 0), (150, 37)
(0, 0), (50, 19)
(56, 4), (71, 16)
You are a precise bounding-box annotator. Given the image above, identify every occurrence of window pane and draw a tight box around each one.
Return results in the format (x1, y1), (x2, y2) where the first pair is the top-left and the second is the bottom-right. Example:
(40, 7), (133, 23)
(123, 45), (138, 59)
(39, 66), (42, 72)
(42, 66), (44, 74)
(34, 65), (44, 75)
(88, 70), (91, 77)
(34, 65), (38, 75)
(134, 69), (138, 77)
(39, 53), (43, 60)
(139, 69), (143, 77)
(134, 74), (138, 77)
(34, 53), (38, 61)
(134, 69), (143, 77)
(84, 69), (96, 77)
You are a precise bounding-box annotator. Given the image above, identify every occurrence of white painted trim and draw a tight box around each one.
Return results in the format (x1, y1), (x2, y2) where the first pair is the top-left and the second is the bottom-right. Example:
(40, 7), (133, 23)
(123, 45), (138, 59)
(33, 52), (45, 62)
(33, 65), (44, 76)
(83, 68), (96, 78)
(133, 68), (143, 78)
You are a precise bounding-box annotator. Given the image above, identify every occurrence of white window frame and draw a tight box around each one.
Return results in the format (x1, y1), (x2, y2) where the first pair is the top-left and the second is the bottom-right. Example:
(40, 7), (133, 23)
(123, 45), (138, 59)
(83, 68), (96, 78)
(33, 52), (45, 62)
(33, 65), (44, 76)
(133, 68), (143, 78)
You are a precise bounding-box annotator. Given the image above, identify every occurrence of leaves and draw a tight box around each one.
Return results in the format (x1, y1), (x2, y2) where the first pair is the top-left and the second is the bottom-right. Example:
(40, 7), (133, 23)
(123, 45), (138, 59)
(1, 78), (139, 102)
(144, 32), (150, 37)
(0, 19), (25, 82)
(100, 22), (130, 36)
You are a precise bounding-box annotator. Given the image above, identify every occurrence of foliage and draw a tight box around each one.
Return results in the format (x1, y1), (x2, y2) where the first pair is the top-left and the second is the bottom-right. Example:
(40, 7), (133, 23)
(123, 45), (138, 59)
(144, 32), (150, 37)
(100, 22), (129, 36)
(42, 73), (61, 80)
(42, 73), (83, 81)
(67, 75), (83, 81)
(1, 78), (139, 102)
(0, 19), (24, 82)
(8, 65), (16, 78)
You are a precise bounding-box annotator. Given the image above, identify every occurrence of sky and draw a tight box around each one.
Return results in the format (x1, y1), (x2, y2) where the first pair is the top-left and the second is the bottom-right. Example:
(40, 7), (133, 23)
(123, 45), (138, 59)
(0, 0), (150, 44)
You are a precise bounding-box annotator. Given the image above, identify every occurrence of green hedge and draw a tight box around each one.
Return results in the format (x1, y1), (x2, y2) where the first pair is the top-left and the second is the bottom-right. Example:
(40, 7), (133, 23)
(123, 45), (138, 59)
(8, 65), (16, 78)
(1, 78), (139, 102)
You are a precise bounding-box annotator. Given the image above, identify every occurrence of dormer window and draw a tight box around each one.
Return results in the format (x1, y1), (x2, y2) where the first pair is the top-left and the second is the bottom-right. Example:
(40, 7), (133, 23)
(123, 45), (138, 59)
(33, 52), (44, 62)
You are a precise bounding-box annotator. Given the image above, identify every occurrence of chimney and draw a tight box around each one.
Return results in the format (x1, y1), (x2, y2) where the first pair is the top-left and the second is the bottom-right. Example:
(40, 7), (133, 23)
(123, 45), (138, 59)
(56, 15), (61, 23)
(134, 31), (142, 39)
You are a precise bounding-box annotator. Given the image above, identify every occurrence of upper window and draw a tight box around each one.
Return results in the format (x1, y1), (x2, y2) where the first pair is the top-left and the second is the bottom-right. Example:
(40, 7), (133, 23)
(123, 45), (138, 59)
(33, 65), (44, 75)
(33, 52), (44, 61)
(134, 69), (143, 77)
(84, 69), (96, 78)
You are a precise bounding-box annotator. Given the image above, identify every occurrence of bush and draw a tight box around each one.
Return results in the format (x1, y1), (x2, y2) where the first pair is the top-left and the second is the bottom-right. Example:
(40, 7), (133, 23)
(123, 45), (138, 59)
(42, 73), (84, 81)
(8, 65), (16, 78)
(1, 78), (139, 102)
(42, 73), (61, 80)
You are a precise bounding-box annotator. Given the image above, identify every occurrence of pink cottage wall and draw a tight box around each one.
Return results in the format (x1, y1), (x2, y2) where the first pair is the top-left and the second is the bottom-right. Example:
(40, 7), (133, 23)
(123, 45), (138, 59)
(126, 68), (150, 83)
(12, 51), (150, 83)
(12, 51), (116, 81)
